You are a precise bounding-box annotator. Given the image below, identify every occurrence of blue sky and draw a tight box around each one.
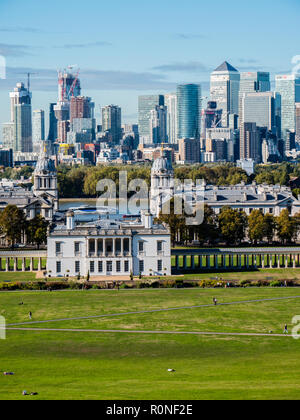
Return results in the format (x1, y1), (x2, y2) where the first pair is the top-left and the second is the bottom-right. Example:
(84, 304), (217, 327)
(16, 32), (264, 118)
(0, 0), (299, 132)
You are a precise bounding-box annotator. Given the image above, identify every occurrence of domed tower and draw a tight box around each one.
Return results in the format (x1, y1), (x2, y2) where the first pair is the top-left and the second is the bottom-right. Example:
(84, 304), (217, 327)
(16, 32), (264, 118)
(34, 142), (58, 211)
(150, 155), (174, 217)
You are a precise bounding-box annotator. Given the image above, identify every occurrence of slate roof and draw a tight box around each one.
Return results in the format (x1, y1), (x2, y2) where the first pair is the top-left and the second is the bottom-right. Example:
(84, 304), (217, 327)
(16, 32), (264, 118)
(214, 61), (238, 72)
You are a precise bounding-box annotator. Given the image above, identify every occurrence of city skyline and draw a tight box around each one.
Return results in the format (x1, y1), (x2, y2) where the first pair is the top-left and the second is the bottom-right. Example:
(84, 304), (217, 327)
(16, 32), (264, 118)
(0, 0), (299, 130)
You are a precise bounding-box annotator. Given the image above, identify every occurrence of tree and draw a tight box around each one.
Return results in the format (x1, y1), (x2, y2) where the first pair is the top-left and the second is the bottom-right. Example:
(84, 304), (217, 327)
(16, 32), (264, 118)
(195, 205), (218, 245)
(218, 207), (248, 245)
(0, 205), (27, 248)
(248, 210), (265, 244)
(276, 209), (296, 244)
(26, 215), (49, 249)
(157, 198), (186, 247)
(263, 214), (276, 244)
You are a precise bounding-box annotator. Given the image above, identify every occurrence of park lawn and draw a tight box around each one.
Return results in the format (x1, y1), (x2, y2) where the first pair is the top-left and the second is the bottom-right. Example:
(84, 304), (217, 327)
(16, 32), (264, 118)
(1, 289), (300, 400)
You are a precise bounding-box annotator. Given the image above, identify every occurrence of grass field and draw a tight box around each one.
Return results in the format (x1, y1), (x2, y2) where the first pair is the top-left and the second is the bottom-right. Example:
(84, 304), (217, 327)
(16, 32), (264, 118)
(1, 288), (300, 400)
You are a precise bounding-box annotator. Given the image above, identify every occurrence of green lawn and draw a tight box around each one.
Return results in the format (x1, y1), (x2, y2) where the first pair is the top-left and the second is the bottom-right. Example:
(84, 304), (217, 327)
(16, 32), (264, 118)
(1, 288), (300, 400)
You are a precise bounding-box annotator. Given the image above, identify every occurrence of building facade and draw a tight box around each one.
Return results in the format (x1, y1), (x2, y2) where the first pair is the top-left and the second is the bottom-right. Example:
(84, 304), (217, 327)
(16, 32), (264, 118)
(177, 84), (202, 139)
(210, 62), (240, 127)
(47, 211), (171, 278)
(138, 95), (164, 145)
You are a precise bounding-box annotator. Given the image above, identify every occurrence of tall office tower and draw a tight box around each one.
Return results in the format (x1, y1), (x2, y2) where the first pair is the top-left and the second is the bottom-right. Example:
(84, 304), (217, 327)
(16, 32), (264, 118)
(177, 84), (202, 139)
(149, 105), (167, 144)
(102, 105), (122, 145)
(210, 61), (240, 127)
(10, 82), (32, 122)
(32, 110), (45, 143)
(164, 93), (178, 144)
(178, 138), (201, 164)
(70, 96), (94, 122)
(240, 92), (276, 130)
(296, 103), (300, 144)
(9, 82), (32, 153)
(138, 95), (164, 144)
(239, 72), (271, 144)
(200, 101), (222, 138)
(240, 122), (260, 161)
(275, 74), (300, 140)
(2, 122), (14, 149)
(47, 103), (58, 143)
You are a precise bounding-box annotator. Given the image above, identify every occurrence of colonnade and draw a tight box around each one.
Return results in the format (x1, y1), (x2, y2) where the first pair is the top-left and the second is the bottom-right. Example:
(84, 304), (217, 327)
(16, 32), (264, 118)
(88, 238), (131, 257)
(173, 252), (300, 271)
(0, 257), (45, 272)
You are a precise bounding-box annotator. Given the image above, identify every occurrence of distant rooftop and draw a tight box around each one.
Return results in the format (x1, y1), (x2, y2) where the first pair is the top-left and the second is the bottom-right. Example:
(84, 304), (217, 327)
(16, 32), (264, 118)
(214, 61), (238, 72)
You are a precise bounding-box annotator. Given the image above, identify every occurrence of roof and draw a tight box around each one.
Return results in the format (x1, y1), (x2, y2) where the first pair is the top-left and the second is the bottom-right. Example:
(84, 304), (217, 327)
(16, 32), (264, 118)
(152, 157), (173, 173)
(214, 61), (238, 72)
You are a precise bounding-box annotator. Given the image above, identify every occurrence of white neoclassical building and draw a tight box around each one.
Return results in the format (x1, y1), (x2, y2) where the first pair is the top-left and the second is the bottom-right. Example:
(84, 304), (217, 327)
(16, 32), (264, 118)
(47, 211), (171, 278)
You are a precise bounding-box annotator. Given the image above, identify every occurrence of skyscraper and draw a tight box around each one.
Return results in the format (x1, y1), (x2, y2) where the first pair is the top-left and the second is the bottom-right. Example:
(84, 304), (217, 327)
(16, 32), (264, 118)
(149, 105), (167, 144)
(32, 110), (45, 143)
(9, 82), (32, 152)
(240, 92), (276, 131)
(70, 96), (94, 122)
(240, 122), (260, 161)
(177, 84), (202, 139)
(47, 103), (58, 143)
(138, 95), (164, 144)
(164, 93), (178, 144)
(102, 105), (122, 145)
(275, 74), (300, 140)
(296, 103), (300, 144)
(210, 61), (240, 127)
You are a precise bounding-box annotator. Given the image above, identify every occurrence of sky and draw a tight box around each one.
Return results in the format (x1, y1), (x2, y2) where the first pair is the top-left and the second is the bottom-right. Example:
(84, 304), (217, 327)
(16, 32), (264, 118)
(0, 0), (299, 135)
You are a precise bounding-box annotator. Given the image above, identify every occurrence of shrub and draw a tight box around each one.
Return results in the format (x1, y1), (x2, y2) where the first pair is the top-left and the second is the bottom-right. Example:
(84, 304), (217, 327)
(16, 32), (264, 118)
(270, 281), (283, 288)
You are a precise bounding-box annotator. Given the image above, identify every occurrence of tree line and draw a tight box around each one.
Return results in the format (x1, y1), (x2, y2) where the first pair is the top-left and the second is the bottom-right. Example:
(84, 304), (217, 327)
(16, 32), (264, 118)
(158, 202), (300, 247)
(54, 161), (300, 199)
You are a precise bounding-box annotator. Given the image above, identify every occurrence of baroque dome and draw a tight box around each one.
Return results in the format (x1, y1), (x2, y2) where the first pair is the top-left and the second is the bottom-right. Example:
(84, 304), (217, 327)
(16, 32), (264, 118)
(35, 156), (56, 174)
(152, 157), (173, 174)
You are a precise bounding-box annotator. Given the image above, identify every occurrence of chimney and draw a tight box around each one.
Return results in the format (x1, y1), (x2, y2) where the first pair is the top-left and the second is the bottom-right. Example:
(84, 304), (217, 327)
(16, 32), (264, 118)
(144, 213), (153, 229)
(66, 210), (75, 230)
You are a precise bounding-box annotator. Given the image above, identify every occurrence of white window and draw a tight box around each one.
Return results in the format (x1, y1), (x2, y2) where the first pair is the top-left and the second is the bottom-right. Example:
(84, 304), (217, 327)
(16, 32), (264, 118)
(107, 261), (113, 272)
(90, 261), (95, 273)
(56, 261), (61, 273)
(138, 241), (144, 252)
(116, 261), (121, 273)
(157, 260), (162, 272)
(157, 241), (163, 252)
(124, 261), (129, 272)
(74, 242), (81, 255)
(139, 260), (144, 273)
(55, 242), (62, 254)
(98, 261), (103, 273)
(75, 261), (80, 273)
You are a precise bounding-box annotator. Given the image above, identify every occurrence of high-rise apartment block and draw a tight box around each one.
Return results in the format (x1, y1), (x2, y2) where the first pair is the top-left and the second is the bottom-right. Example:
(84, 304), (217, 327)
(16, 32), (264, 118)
(101, 105), (122, 145)
(164, 93), (178, 144)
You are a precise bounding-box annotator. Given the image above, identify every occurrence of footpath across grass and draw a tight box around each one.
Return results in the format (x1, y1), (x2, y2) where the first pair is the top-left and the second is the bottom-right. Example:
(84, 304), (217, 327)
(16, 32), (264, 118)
(1, 288), (300, 400)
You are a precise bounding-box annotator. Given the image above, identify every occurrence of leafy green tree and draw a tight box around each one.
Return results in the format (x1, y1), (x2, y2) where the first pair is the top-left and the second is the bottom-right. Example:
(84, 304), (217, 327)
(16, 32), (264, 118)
(26, 215), (49, 249)
(276, 209), (296, 244)
(157, 198), (186, 247)
(248, 210), (266, 244)
(195, 205), (219, 245)
(263, 214), (276, 244)
(0, 205), (27, 248)
(218, 207), (248, 245)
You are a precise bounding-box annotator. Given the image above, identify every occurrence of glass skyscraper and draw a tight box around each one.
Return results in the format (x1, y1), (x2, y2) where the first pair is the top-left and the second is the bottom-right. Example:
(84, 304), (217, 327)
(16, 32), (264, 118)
(138, 95), (164, 144)
(177, 84), (202, 139)
(275, 74), (300, 140)
(210, 62), (240, 127)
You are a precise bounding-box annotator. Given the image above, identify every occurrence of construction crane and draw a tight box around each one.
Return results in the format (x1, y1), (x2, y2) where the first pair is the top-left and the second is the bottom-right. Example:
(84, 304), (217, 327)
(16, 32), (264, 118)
(69, 69), (80, 98)
(18, 72), (37, 93)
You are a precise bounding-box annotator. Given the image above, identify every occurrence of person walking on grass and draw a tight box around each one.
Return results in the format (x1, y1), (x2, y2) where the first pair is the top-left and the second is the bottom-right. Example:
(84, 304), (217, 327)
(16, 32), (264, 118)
(284, 324), (288, 335)
(213, 298), (218, 306)
(29, 312), (32, 320)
